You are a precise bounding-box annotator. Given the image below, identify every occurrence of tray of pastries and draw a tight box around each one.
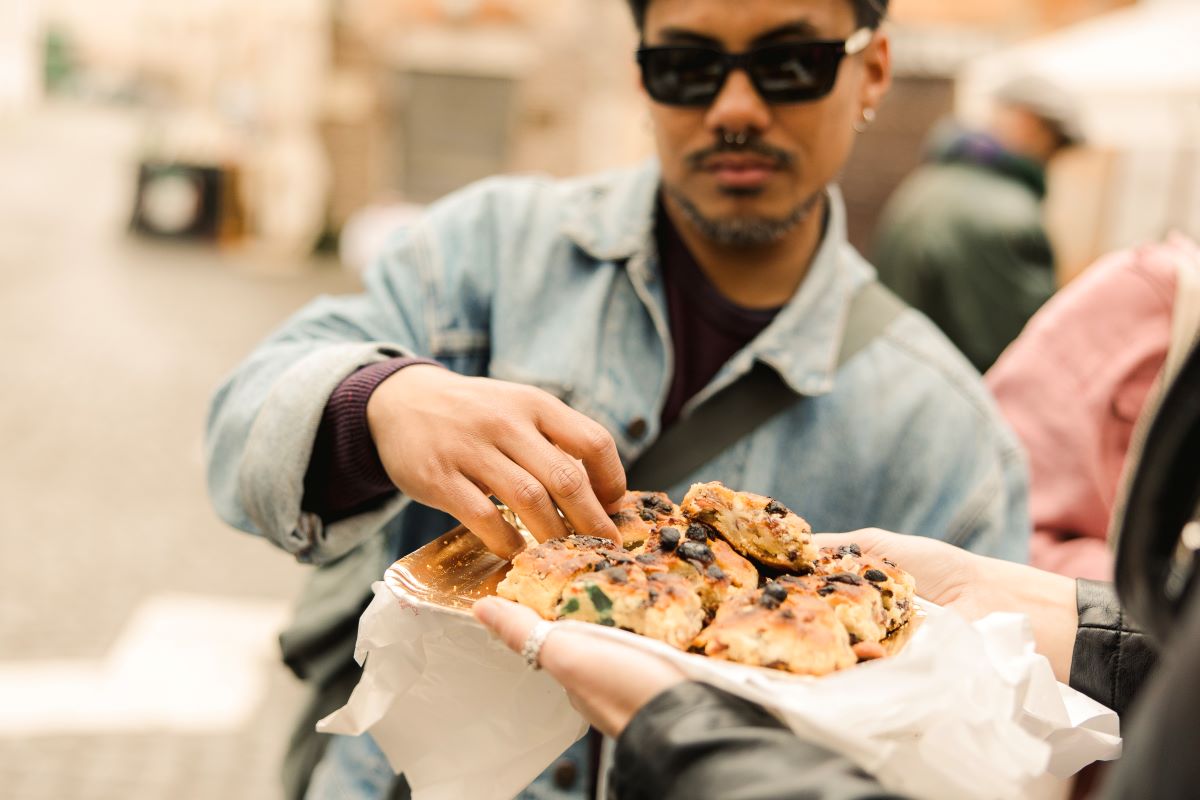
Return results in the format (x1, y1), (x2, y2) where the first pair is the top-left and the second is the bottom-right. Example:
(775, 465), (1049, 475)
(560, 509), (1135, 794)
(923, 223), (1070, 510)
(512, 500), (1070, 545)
(386, 481), (922, 676)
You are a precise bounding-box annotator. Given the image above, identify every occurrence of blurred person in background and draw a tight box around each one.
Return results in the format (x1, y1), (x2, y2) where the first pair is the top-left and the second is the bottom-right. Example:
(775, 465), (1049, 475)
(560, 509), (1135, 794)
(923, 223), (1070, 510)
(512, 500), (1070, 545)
(474, 327), (1200, 796)
(205, 1), (1031, 798)
(872, 75), (1083, 373)
(988, 233), (1200, 580)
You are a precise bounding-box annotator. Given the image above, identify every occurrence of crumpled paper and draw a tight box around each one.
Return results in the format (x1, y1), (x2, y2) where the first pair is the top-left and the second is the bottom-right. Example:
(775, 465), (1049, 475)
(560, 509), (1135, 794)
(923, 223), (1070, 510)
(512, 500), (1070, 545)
(319, 582), (1121, 800)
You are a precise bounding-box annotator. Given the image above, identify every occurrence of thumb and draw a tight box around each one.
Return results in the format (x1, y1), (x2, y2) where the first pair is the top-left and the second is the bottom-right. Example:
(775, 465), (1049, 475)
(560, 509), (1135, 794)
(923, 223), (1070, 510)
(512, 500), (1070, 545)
(473, 596), (547, 653)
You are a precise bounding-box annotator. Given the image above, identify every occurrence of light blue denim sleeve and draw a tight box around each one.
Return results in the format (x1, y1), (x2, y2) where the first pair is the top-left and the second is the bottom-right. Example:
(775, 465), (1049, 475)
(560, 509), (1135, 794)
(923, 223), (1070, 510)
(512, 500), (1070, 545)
(204, 181), (505, 564)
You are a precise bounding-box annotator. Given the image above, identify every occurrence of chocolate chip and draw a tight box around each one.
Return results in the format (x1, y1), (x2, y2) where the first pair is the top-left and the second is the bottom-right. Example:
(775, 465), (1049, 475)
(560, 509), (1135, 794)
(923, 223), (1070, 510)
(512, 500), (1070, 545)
(786, 549), (799, 561)
(658, 527), (681, 551)
(848, 633), (861, 645)
(758, 592), (782, 609)
(826, 572), (864, 586)
(677, 541), (715, 564)
(636, 554), (658, 565)
(639, 509), (657, 522)
(686, 523), (709, 542)
(707, 565), (726, 580)
(764, 499), (789, 516)
(838, 543), (863, 558)
(762, 582), (788, 602)
(647, 588), (660, 603)
(780, 609), (795, 620)
(817, 585), (837, 597)
(641, 494), (672, 512)
(864, 569), (888, 583)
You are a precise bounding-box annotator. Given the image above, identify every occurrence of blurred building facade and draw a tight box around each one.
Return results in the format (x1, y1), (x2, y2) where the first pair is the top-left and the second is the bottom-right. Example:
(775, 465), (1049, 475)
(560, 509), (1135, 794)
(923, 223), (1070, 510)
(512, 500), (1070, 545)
(22, 0), (1191, 277)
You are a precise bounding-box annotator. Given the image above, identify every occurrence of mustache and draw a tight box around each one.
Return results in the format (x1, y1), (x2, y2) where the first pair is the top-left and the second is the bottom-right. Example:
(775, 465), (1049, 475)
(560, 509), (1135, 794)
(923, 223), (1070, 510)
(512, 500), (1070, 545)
(686, 136), (794, 169)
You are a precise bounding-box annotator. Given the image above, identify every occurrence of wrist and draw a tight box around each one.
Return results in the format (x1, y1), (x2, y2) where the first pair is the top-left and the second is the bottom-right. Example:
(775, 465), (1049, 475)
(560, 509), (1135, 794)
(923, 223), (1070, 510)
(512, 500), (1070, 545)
(984, 558), (1078, 683)
(1031, 571), (1079, 684)
(365, 362), (445, 445)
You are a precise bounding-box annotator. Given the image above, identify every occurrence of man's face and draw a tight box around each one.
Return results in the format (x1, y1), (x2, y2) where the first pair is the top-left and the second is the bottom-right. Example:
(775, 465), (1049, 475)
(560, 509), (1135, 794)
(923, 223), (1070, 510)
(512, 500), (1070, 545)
(641, 0), (890, 246)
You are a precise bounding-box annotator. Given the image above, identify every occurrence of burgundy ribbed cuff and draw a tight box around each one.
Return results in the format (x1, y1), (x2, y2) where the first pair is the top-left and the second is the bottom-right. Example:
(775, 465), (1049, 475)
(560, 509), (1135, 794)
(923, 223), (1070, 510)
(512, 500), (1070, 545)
(302, 356), (444, 521)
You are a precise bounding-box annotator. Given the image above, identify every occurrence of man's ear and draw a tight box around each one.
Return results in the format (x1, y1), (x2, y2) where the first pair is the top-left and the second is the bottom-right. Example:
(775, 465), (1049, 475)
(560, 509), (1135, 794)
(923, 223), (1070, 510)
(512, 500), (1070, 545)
(860, 31), (892, 113)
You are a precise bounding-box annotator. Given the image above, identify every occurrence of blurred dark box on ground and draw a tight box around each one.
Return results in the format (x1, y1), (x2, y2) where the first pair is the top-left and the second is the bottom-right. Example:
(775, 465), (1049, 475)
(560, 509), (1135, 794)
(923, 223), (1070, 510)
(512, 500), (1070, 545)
(130, 161), (245, 243)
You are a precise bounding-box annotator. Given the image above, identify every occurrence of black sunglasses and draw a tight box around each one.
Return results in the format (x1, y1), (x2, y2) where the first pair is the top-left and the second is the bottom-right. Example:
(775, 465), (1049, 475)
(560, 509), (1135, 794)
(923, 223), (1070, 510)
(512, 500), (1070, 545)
(637, 28), (873, 107)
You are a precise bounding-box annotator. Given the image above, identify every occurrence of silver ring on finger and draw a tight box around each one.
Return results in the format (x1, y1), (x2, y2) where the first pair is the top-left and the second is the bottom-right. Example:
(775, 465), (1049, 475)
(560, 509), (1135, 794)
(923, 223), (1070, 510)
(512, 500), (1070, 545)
(521, 620), (556, 670)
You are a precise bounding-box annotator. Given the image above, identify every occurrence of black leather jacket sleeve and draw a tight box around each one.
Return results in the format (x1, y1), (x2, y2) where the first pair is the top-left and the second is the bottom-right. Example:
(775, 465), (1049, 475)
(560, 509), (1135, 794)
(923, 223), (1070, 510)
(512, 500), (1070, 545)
(611, 682), (905, 800)
(611, 581), (1173, 800)
(1095, 579), (1200, 798)
(1069, 578), (1159, 715)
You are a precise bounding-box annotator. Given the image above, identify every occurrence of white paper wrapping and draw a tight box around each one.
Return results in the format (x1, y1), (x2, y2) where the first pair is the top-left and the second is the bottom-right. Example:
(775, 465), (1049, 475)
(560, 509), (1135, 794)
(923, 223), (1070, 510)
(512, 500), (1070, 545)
(319, 582), (1121, 800)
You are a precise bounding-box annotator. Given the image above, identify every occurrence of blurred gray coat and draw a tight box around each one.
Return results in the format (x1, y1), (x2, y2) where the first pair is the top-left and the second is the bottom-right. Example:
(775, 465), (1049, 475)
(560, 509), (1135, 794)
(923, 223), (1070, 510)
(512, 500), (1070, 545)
(872, 127), (1057, 373)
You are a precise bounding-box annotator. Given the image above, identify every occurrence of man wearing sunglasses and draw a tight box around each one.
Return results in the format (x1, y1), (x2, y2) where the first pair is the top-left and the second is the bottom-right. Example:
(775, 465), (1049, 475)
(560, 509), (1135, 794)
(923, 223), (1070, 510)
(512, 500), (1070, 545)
(206, 1), (1030, 799)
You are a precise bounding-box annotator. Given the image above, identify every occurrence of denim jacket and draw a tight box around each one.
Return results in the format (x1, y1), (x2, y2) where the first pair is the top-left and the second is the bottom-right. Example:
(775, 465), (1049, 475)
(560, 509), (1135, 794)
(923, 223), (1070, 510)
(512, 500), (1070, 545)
(207, 160), (1029, 582)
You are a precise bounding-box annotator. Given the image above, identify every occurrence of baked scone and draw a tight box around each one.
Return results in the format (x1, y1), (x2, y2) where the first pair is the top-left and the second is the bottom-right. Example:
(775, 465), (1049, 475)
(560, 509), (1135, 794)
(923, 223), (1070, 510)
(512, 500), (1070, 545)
(497, 535), (627, 619)
(556, 564), (705, 650)
(681, 482), (817, 571)
(556, 564), (650, 631)
(695, 582), (856, 675)
(608, 491), (681, 549)
(777, 574), (888, 645)
(642, 572), (707, 650)
(635, 523), (756, 612)
(814, 544), (916, 631)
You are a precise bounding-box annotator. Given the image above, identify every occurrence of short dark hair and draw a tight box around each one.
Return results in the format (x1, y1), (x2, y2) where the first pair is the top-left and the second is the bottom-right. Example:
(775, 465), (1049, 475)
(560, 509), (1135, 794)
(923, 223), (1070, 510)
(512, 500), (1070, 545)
(625, 0), (889, 34)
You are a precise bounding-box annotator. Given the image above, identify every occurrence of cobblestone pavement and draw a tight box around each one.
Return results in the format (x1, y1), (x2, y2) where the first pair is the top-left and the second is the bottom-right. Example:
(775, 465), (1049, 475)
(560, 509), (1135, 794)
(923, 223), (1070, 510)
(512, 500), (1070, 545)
(0, 103), (362, 799)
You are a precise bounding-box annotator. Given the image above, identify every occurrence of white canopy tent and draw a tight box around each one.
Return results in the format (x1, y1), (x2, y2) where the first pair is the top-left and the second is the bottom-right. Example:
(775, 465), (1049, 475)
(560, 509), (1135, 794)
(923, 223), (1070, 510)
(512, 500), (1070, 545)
(956, 0), (1200, 272)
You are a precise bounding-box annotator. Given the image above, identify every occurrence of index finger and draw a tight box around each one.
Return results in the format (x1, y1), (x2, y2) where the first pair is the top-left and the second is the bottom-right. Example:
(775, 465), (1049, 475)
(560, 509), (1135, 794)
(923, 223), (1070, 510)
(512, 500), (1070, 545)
(535, 404), (627, 512)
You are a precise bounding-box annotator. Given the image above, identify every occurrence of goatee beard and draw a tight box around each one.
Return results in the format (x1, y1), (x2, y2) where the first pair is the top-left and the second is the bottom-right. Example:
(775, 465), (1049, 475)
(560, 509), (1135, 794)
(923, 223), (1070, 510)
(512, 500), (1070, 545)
(665, 186), (824, 248)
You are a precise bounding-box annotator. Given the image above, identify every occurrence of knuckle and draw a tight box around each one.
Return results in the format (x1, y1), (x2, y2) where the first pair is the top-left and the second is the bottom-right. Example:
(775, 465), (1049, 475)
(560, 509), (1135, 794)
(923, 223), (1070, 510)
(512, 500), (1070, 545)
(483, 411), (520, 438)
(500, 381), (548, 410)
(549, 462), (586, 498)
(457, 497), (499, 528)
(513, 479), (550, 510)
(581, 423), (616, 457)
(416, 457), (452, 487)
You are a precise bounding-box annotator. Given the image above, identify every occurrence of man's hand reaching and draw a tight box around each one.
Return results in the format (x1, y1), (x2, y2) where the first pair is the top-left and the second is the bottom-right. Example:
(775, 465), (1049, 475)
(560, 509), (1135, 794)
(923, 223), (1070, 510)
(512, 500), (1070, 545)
(367, 365), (627, 559)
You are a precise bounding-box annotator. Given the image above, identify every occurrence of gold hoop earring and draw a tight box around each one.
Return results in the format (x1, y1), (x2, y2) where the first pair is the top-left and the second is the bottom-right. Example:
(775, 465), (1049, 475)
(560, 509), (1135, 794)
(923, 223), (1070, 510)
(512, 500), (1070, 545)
(853, 107), (877, 134)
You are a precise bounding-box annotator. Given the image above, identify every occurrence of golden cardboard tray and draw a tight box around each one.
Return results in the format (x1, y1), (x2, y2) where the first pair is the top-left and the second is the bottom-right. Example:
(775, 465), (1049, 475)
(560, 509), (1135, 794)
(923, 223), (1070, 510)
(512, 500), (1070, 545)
(385, 522), (517, 615)
(384, 510), (924, 659)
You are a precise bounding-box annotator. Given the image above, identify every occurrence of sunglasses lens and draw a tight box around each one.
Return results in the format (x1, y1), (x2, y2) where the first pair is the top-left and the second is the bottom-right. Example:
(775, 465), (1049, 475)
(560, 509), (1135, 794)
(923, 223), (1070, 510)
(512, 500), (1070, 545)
(750, 43), (842, 102)
(640, 49), (726, 106)
(638, 41), (847, 106)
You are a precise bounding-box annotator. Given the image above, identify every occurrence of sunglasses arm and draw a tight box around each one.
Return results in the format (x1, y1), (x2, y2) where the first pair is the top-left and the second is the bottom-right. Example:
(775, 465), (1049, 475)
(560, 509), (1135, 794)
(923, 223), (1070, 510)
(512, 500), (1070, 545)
(845, 27), (874, 56)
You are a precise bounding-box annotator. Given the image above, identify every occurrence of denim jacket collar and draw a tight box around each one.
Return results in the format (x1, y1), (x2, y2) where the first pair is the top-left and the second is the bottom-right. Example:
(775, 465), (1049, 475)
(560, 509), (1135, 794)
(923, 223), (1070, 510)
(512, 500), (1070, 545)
(561, 159), (863, 400)
(561, 160), (661, 263)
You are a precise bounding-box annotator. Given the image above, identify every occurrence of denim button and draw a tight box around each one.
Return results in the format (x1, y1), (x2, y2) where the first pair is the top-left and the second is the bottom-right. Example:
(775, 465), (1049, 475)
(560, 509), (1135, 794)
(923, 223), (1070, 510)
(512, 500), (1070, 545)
(627, 417), (648, 439)
(552, 758), (578, 789)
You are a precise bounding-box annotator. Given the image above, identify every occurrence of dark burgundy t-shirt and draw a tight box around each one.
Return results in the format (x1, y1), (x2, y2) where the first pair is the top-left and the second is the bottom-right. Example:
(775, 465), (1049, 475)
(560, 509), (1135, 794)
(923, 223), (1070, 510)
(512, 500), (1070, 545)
(656, 200), (780, 427)
(303, 200), (781, 519)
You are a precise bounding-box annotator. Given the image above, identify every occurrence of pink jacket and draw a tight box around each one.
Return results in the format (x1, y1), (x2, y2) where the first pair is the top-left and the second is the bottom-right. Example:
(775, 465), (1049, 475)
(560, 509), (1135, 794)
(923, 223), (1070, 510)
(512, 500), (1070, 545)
(986, 241), (1186, 580)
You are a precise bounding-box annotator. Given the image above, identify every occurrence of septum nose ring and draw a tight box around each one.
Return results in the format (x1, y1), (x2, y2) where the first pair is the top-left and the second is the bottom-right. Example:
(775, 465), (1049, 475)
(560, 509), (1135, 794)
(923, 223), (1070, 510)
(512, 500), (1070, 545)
(722, 130), (749, 146)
